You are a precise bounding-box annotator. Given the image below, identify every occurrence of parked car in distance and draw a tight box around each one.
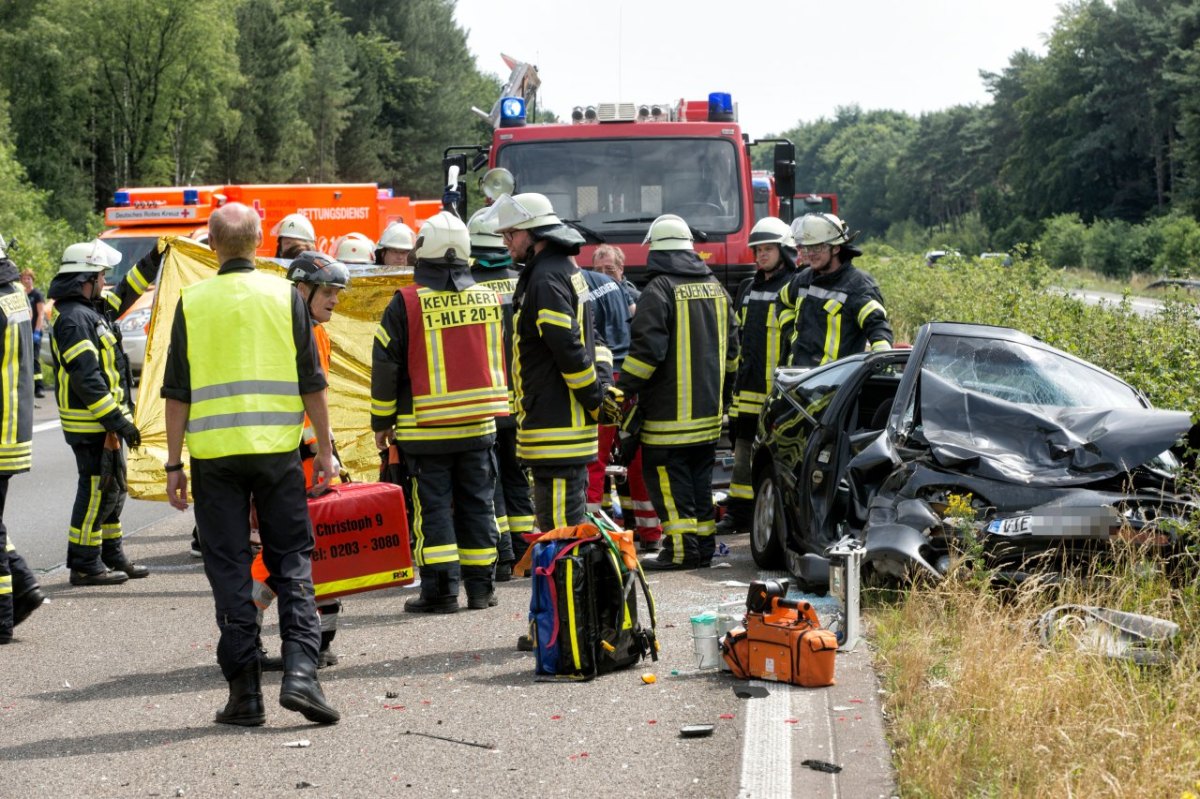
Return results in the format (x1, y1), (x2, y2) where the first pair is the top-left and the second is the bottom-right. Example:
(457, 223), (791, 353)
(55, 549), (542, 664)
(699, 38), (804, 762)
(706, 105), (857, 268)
(924, 249), (962, 266)
(750, 322), (1197, 591)
(979, 252), (1013, 266)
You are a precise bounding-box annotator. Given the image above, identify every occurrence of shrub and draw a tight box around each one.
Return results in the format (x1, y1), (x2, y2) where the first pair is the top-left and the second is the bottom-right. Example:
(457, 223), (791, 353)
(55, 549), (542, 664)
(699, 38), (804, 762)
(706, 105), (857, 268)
(1036, 213), (1087, 268)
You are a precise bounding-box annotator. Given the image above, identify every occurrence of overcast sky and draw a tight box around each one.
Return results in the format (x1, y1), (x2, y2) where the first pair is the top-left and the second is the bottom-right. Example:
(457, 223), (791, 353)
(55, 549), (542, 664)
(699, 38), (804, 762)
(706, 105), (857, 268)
(452, 0), (1066, 135)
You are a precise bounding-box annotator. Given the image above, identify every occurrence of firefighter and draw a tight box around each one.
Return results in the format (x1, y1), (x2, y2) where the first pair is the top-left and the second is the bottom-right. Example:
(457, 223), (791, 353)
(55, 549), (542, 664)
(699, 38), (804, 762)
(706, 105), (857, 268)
(467, 208), (533, 581)
(334, 233), (375, 267)
(371, 212), (508, 612)
(248, 251), (351, 669)
(718, 216), (799, 535)
(49, 239), (156, 586)
(274, 213), (317, 260)
(592, 244), (638, 315)
(777, 213), (892, 367)
(489, 193), (607, 533)
(617, 215), (739, 570)
(376, 222), (416, 268)
(162, 201), (339, 726)
(0, 235), (45, 642)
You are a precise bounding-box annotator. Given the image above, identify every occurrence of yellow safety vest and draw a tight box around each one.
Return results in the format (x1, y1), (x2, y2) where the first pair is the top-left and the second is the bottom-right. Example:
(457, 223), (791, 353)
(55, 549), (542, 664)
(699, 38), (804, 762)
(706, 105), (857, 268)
(182, 270), (305, 459)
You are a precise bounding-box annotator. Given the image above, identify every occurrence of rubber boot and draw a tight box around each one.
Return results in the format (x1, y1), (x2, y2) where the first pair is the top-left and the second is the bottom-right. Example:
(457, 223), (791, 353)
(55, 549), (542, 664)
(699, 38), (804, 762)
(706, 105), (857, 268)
(279, 641), (340, 724)
(463, 565), (497, 610)
(67, 544), (127, 586)
(215, 660), (266, 727)
(102, 539), (150, 579)
(404, 569), (459, 614)
(12, 586), (45, 627)
(257, 633), (283, 672)
(317, 602), (340, 668)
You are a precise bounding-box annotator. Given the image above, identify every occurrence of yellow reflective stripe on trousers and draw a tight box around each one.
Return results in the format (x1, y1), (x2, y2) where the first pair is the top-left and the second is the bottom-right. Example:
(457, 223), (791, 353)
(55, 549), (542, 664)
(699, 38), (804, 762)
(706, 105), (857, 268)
(656, 465), (687, 564)
(0, 575), (11, 595)
(459, 547), (497, 567)
(68, 476), (104, 547)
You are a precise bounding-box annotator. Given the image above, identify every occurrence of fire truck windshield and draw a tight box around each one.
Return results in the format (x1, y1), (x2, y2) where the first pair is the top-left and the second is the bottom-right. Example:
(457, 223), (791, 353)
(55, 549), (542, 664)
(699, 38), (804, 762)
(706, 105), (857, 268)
(496, 137), (742, 237)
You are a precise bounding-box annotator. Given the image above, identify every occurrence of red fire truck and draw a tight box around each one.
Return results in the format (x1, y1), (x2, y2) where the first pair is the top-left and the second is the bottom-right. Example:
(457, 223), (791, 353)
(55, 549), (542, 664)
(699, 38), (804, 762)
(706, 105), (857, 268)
(443, 57), (798, 291)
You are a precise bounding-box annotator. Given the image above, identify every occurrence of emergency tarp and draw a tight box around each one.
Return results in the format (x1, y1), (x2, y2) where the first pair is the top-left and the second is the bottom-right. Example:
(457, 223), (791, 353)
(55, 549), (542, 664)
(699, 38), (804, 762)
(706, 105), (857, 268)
(128, 236), (411, 500)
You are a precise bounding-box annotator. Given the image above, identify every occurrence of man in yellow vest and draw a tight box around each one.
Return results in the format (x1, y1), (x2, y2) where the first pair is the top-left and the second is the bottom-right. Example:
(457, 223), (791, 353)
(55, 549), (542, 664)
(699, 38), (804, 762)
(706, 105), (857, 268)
(371, 212), (508, 613)
(161, 202), (339, 727)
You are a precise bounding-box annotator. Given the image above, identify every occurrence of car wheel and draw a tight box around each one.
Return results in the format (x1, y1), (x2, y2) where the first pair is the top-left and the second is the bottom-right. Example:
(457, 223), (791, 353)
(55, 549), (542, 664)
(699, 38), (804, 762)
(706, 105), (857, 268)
(751, 463), (787, 569)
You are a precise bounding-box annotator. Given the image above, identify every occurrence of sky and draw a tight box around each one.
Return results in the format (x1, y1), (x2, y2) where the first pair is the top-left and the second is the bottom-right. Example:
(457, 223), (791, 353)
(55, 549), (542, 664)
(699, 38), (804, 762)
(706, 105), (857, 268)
(452, 0), (1066, 136)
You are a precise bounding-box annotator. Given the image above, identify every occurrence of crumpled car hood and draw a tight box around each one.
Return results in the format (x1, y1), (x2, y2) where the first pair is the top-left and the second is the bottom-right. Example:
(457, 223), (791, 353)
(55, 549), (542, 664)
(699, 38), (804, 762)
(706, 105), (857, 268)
(920, 369), (1192, 487)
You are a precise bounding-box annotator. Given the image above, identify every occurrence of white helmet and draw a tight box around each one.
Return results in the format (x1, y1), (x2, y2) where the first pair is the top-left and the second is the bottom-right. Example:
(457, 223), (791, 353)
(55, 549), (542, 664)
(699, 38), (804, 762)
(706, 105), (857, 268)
(274, 213), (316, 243)
(748, 216), (795, 248)
(0, 233), (7, 260)
(377, 221), (415, 252)
(414, 212), (470, 266)
(487, 193), (561, 233)
(59, 239), (122, 274)
(791, 213), (854, 247)
(643, 214), (694, 251)
(467, 207), (504, 250)
(334, 232), (375, 264)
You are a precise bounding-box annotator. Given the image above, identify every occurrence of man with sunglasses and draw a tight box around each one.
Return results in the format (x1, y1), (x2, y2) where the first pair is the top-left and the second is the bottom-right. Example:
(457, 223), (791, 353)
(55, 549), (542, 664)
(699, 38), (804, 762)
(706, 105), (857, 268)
(777, 213), (892, 368)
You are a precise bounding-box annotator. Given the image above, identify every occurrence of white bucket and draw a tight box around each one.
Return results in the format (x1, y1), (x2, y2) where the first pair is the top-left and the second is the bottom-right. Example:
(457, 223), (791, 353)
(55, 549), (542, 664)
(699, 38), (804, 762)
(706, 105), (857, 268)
(691, 612), (720, 670)
(715, 601), (744, 671)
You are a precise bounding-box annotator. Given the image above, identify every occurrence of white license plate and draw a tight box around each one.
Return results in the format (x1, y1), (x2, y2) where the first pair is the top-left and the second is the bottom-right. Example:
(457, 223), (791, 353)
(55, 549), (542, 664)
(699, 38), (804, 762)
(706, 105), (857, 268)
(987, 515), (1032, 535)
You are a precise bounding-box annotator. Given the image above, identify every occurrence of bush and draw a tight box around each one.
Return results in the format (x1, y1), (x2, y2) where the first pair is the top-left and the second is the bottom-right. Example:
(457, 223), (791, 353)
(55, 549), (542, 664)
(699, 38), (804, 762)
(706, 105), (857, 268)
(1152, 213), (1200, 277)
(1036, 213), (1087, 268)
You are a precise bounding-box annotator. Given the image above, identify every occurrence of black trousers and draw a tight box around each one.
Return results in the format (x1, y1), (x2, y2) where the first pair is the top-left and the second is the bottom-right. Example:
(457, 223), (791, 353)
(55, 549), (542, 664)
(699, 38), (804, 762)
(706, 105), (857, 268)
(0, 475), (38, 640)
(406, 447), (498, 592)
(493, 426), (534, 561)
(530, 463), (589, 532)
(66, 439), (127, 570)
(642, 443), (717, 566)
(192, 450), (320, 680)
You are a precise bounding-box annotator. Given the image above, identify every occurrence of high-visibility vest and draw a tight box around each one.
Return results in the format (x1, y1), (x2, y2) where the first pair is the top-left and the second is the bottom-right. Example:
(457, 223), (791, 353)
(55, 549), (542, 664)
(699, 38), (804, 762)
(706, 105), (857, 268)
(400, 284), (508, 427)
(182, 270), (305, 459)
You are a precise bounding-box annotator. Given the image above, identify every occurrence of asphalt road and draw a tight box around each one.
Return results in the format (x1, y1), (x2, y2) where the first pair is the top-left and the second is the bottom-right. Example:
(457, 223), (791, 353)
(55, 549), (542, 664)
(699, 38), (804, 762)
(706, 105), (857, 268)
(4, 516), (895, 798)
(10, 396), (176, 572)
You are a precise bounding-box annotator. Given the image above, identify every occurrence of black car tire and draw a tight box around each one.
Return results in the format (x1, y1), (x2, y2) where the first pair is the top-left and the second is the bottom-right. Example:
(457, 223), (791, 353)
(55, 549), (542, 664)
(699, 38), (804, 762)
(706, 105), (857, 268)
(751, 463), (787, 569)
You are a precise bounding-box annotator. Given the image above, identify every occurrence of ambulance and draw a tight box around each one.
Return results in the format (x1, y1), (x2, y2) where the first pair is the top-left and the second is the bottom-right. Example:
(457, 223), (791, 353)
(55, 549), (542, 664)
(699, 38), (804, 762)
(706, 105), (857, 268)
(98, 183), (439, 376)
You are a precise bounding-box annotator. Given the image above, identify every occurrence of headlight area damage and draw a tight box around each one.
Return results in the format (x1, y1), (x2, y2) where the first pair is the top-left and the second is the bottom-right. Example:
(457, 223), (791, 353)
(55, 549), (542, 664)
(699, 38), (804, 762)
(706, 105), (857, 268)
(858, 331), (1198, 585)
(752, 321), (1200, 590)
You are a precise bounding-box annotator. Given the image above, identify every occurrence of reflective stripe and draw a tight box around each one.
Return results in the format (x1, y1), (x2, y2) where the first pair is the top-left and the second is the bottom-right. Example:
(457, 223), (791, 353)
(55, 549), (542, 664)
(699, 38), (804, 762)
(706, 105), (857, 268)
(857, 299), (886, 327)
(191, 379), (300, 403)
(821, 301), (843, 365)
(314, 566), (414, 599)
(536, 309), (574, 332)
(459, 547), (498, 567)
(61, 339), (97, 362)
(187, 410), (305, 434)
(728, 482), (754, 500)
(622, 355), (655, 380)
(808, 285), (848, 304)
(372, 398), (398, 417)
(126, 265), (151, 295)
(562, 366), (596, 390)
(374, 324), (391, 348)
(870, 339), (891, 352)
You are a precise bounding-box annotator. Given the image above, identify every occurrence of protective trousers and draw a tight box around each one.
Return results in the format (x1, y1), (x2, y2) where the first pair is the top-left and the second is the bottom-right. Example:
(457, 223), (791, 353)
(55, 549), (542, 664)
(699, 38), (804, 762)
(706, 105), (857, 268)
(0, 476), (38, 642)
(725, 425), (756, 524)
(642, 443), (717, 567)
(66, 438), (128, 573)
(530, 464), (588, 532)
(492, 427), (534, 563)
(590, 427), (662, 544)
(192, 450), (320, 681)
(406, 447), (498, 599)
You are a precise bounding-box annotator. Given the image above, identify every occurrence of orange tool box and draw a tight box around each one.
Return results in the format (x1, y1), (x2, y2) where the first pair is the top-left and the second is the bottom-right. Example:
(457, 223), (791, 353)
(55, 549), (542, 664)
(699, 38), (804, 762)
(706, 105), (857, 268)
(308, 483), (414, 600)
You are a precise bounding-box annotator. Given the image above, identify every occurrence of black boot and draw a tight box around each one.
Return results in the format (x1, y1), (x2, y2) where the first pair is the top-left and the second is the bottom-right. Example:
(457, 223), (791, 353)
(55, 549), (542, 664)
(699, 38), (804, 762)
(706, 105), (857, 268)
(215, 660), (266, 726)
(463, 565), (497, 610)
(404, 570), (458, 614)
(13, 586), (45, 627)
(318, 626), (339, 669)
(279, 641), (340, 725)
(102, 541), (150, 579)
(257, 634), (283, 671)
(67, 543), (128, 586)
(494, 559), (515, 583)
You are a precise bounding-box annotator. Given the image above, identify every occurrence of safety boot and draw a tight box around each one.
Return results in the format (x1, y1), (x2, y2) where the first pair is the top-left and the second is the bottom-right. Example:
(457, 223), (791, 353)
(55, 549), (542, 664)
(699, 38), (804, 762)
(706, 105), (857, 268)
(67, 544), (128, 586)
(12, 586), (45, 627)
(102, 541), (150, 579)
(404, 570), (459, 614)
(279, 641), (340, 725)
(463, 566), (497, 610)
(215, 660), (266, 727)
(494, 559), (515, 583)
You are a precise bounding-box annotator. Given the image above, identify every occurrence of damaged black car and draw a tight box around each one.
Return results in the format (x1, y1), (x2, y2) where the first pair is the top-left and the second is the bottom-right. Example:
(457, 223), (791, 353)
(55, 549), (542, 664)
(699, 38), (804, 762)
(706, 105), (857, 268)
(750, 321), (1197, 589)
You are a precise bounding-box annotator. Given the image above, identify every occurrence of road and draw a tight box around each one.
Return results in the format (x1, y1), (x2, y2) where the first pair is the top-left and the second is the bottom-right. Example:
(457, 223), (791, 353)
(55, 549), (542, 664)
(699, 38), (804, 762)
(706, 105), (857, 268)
(10, 396), (176, 573)
(1061, 287), (1166, 318)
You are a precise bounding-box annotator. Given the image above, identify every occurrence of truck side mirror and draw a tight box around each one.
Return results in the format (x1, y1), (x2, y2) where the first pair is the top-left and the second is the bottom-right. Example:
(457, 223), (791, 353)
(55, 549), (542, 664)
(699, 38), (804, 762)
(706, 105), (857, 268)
(774, 142), (796, 222)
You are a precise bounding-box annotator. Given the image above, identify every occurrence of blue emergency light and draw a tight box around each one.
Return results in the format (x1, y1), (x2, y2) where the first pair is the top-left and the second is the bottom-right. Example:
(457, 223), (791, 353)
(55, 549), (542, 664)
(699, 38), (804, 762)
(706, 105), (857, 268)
(499, 96), (527, 128)
(113, 191), (131, 207)
(708, 92), (735, 123)
(183, 189), (199, 205)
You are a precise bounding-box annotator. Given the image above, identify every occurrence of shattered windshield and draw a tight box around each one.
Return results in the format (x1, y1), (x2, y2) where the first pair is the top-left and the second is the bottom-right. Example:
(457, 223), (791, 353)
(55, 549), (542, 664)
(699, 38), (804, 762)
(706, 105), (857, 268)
(922, 335), (1145, 410)
(496, 137), (741, 236)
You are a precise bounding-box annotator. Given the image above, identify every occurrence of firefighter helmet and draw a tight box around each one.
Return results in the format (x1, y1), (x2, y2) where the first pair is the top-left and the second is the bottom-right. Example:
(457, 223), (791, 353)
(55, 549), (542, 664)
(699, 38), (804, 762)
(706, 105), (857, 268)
(273, 213), (316, 243)
(748, 216), (795, 248)
(467, 207), (504, 250)
(286, 251), (350, 289)
(0, 233), (7, 260)
(487, 193), (561, 233)
(414, 212), (470, 266)
(377, 221), (415, 252)
(643, 214), (694, 251)
(791, 213), (856, 247)
(59, 239), (122, 274)
(334, 232), (375, 264)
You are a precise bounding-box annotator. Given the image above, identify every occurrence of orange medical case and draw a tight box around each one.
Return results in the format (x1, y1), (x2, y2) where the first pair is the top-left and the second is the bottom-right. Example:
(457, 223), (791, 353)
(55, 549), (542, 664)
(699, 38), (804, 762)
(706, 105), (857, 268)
(307, 483), (414, 600)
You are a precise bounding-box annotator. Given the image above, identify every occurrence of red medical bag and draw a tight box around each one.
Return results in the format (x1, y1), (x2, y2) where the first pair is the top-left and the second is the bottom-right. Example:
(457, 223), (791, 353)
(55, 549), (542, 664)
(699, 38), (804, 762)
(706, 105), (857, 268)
(308, 483), (414, 600)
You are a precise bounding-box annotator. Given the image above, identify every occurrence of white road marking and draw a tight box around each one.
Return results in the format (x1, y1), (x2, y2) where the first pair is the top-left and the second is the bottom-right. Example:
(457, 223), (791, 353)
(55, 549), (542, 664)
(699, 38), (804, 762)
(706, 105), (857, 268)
(738, 679), (793, 799)
(33, 419), (62, 434)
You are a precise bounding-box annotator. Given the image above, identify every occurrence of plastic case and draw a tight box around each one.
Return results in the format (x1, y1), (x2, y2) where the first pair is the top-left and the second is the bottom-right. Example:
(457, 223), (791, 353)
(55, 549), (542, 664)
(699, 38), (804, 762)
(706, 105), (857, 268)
(308, 483), (414, 599)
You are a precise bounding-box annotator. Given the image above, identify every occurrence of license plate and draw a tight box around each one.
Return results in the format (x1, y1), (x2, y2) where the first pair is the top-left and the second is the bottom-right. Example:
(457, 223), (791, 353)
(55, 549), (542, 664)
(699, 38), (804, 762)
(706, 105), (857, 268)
(987, 515), (1032, 536)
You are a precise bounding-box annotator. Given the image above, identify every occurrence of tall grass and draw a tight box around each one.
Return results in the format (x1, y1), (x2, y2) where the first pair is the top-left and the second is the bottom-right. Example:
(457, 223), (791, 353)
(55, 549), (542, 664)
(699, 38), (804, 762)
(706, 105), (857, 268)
(859, 252), (1200, 796)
